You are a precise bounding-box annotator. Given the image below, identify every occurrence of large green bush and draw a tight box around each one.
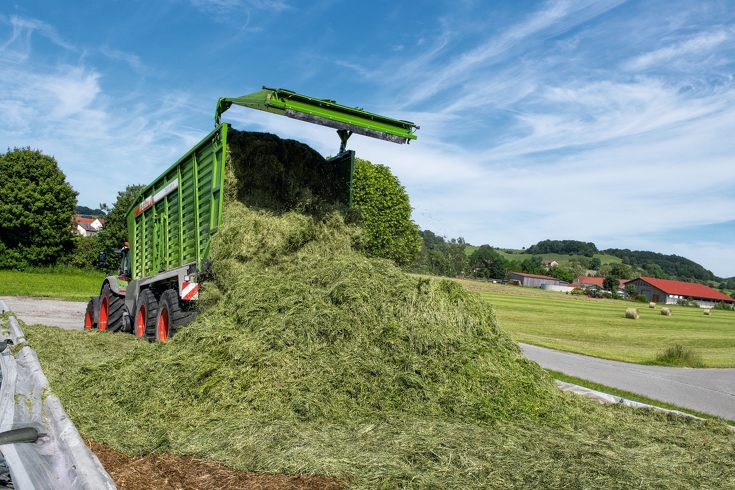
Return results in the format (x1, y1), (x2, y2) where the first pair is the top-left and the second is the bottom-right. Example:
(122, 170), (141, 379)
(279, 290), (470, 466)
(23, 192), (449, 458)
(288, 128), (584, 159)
(352, 158), (421, 267)
(0, 148), (77, 268)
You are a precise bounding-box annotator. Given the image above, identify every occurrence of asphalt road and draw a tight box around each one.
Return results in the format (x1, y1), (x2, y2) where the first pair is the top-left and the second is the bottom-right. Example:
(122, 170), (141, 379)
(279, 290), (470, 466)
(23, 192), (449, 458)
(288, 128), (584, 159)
(521, 342), (735, 421)
(0, 296), (85, 330)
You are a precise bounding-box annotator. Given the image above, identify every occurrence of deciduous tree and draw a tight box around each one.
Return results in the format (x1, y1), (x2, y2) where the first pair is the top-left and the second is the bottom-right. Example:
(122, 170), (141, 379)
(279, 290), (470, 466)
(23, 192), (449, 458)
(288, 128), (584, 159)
(0, 148), (77, 268)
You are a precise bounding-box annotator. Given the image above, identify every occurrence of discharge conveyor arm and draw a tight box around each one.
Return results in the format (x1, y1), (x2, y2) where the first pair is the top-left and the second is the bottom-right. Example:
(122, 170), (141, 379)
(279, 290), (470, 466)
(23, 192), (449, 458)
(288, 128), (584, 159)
(215, 87), (419, 146)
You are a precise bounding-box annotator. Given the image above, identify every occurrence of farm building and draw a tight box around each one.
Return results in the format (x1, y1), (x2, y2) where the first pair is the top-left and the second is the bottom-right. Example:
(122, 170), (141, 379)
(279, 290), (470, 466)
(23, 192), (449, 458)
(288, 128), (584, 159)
(573, 276), (604, 288)
(508, 272), (564, 288)
(630, 277), (734, 308)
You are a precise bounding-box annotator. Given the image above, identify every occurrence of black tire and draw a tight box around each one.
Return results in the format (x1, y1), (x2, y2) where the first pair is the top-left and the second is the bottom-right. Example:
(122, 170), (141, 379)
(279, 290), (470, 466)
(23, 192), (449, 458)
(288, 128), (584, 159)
(156, 289), (196, 342)
(84, 297), (99, 329)
(100, 283), (125, 332)
(133, 289), (158, 340)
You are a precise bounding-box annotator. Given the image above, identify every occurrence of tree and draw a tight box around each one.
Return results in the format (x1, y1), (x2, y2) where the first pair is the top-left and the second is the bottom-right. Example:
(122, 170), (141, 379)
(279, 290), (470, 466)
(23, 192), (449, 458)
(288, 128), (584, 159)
(0, 148), (77, 268)
(589, 257), (601, 270)
(626, 283), (637, 297)
(96, 184), (145, 254)
(608, 262), (633, 280)
(520, 256), (544, 275)
(469, 245), (507, 279)
(549, 265), (575, 283)
(603, 277), (619, 292)
(352, 158), (421, 267)
(445, 237), (469, 276)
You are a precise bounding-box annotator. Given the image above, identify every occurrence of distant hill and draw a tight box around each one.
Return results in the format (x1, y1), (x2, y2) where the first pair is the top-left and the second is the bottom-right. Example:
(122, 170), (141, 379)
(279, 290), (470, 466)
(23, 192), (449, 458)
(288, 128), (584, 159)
(603, 248), (715, 282)
(76, 205), (106, 217)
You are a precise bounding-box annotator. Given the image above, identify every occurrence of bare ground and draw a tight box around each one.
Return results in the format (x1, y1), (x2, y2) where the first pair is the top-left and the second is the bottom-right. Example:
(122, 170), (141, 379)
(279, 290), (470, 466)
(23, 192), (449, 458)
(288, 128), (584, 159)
(86, 440), (345, 490)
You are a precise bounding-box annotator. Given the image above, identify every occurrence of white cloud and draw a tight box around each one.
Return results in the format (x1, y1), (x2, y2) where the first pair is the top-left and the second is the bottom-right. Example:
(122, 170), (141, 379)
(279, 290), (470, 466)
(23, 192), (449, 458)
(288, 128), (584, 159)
(625, 29), (731, 70)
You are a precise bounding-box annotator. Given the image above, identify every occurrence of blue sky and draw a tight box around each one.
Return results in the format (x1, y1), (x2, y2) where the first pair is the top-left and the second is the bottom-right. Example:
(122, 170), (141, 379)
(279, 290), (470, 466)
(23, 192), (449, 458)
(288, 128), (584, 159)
(2, 0), (735, 277)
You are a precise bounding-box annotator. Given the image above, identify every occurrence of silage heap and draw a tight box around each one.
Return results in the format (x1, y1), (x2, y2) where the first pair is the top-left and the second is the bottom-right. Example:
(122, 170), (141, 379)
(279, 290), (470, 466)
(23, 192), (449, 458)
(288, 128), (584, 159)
(24, 131), (735, 488)
(192, 128), (559, 424)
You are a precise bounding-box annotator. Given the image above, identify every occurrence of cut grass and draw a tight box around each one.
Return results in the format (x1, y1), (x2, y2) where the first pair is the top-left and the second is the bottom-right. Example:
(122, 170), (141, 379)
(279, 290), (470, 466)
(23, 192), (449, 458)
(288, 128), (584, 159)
(0, 267), (105, 301)
(451, 278), (735, 368)
(547, 369), (735, 425)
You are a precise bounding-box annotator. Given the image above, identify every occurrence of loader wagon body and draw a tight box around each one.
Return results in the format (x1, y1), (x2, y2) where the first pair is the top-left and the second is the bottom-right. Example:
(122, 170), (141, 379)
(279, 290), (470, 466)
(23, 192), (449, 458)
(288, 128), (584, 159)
(128, 123), (228, 282)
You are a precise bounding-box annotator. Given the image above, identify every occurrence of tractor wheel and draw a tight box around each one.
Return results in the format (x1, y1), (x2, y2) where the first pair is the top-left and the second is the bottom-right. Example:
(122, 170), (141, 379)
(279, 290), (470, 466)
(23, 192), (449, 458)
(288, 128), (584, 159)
(134, 289), (158, 340)
(84, 297), (99, 329)
(99, 283), (125, 332)
(155, 289), (196, 342)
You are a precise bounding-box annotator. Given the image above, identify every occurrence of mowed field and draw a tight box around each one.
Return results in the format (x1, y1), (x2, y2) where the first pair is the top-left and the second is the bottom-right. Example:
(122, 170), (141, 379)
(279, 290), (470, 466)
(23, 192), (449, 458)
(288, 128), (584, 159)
(453, 278), (735, 368)
(0, 268), (104, 302)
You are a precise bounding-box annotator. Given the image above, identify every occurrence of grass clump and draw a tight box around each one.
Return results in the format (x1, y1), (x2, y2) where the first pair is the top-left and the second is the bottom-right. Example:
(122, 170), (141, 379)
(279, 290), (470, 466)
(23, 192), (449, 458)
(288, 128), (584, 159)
(20, 132), (735, 488)
(651, 345), (705, 368)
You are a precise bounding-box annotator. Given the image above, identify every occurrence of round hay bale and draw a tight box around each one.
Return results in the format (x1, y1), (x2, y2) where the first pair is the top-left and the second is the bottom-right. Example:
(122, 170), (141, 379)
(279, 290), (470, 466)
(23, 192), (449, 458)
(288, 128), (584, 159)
(661, 307), (672, 316)
(649, 302), (656, 308)
(703, 309), (711, 316)
(625, 308), (640, 320)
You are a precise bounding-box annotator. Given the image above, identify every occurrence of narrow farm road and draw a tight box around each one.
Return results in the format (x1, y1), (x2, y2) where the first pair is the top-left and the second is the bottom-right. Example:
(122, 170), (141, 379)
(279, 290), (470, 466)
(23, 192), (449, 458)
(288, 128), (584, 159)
(0, 296), (85, 330)
(521, 342), (735, 421)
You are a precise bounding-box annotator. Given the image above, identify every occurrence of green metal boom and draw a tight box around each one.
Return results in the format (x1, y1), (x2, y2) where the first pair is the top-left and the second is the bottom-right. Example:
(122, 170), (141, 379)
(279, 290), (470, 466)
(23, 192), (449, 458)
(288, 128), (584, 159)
(215, 87), (419, 151)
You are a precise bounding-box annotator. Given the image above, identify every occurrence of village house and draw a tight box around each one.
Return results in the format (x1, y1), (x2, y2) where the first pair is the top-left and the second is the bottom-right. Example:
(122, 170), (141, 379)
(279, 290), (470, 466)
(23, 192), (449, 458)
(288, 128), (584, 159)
(630, 277), (734, 308)
(73, 216), (105, 237)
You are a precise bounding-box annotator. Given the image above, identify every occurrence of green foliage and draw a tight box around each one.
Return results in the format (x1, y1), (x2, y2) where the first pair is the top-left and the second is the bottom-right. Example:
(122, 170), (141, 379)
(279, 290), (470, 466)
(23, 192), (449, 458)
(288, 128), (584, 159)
(0, 148), (77, 268)
(608, 262), (633, 280)
(645, 263), (669, 279)
(604, 248), (714, 282)
(411, 230), (468, 277)
(626, 283), (637, 297)
(352, 158), (421, 267)
(589, 257), (601, 270)
(602, 276), (620, 292)
(469, 244), (507, 279)
(548, 265), (574, 283)
(61, 235), (99, 270)
(96, 184), (145, 253)
(634, 294), (649, 303)
(525, 239), (598, 257)
(76, 205), (106, 217)
(712, 301), (733, 311)
(520, 256), (544, 274)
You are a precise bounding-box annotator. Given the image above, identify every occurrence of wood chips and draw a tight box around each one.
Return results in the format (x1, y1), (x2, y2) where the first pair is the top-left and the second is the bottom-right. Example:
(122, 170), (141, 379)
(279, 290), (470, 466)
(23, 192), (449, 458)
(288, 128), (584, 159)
(86, 440), (344, 490)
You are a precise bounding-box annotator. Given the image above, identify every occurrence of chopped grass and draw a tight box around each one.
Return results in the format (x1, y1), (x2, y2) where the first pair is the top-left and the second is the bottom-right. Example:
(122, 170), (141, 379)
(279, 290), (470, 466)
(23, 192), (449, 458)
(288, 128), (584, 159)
(0, 266), (104, 301)
(650, 344), (705, 368)
(18, 133), (735, 488)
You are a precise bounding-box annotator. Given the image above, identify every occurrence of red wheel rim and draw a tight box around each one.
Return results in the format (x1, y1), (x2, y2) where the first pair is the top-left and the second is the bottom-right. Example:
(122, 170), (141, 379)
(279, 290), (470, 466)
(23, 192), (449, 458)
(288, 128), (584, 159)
(136, 305), (147, 337)
(84, 309), (93, 329)
(157, 307), (169, 342)
(99, 296), (109, 331)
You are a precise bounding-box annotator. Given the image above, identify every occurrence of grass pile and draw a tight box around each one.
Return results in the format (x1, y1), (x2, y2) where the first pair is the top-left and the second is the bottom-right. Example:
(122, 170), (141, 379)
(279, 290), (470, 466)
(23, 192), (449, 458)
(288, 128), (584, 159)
(21, 132), (735, 488)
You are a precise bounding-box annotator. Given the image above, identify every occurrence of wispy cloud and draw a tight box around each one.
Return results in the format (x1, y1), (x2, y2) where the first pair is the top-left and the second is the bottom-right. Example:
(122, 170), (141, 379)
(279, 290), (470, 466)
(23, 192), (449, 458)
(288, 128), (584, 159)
(625, 28), (732, 70)
(0, 15), (74, 61)
(99, 46), (147, 73)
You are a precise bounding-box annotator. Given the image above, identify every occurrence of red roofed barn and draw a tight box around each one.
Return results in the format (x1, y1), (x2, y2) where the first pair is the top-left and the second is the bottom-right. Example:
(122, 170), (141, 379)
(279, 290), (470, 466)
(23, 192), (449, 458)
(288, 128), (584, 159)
(630, 277), (734, 308)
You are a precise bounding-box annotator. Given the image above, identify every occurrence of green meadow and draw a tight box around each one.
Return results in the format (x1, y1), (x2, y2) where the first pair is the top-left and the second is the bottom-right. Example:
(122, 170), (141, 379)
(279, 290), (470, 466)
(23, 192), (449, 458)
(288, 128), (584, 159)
(455, 278), (735, 368)
(0, 267), (104, 302)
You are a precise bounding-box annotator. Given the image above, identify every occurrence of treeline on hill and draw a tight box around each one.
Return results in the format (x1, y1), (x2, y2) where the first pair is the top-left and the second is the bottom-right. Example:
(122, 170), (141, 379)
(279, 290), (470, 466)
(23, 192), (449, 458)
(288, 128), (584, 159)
(603, 249), (715, 282)
(412, 233), (733, 292)
(411, 231), (590, 283)
(525, 239), (598, 257)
